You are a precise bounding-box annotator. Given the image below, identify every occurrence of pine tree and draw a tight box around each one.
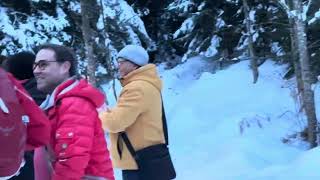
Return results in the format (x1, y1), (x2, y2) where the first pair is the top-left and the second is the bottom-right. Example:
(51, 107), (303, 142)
(0, 0), (153, 85)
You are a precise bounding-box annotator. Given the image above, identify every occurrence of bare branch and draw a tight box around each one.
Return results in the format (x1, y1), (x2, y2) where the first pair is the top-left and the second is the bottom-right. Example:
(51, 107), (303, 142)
(307, 39), (320, 49)
(304, 0), (313, 16)
(254, 21), (291, 27)
(277, 0), (291, 16)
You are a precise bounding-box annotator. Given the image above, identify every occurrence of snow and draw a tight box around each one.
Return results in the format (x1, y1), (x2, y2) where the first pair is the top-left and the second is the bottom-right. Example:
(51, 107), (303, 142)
(99, 0), (154, 49)
(303, 1), (312, 22)
(268, 6), (279, 14)
(252, 31), (259, 42)
(279, 0), (290, 15)
(32, 0), (52, 2)
(96, 65), (107, 75)
(173, 16), (195, 39)
(168, 0), (194, 13)
(203, 35), (221, 57)
(0, 6), (70, 55)
(308, 9), (320, 25)
(249, 10), (256, 22)
(271, 42), (285, 56)
(198, 2), (206, 11)
(69, 1), (81, 13)
(181, 37), (198, 62)
(215, 18), (226, 29)
(237, 35), (249, 50)
(101, 0), (147, 36)
(117, 1), (147, 35)
(103, 56), (320, 179)
(126, 26), (142, 45)
(162, 59), (306, 180)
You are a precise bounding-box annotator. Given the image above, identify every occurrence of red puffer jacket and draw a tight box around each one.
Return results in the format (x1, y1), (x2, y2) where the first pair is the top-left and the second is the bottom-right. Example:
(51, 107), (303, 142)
(7, 73), (51, 150)
(43, 78), (114, 180)
(1, 71), (50, 178)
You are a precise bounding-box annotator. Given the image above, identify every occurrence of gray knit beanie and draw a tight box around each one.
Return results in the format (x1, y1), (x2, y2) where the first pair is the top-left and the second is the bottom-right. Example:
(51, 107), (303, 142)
(117, 45), (149, 66)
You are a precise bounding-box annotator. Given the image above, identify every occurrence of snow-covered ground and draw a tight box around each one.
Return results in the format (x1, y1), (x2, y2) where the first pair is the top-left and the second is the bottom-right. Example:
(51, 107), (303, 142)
(103, 56), (320, 180)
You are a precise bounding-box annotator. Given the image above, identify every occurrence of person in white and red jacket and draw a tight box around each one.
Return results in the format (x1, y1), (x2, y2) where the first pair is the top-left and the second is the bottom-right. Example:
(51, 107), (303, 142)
(0, 67), (50, 179)
(4, 51), (47, 180)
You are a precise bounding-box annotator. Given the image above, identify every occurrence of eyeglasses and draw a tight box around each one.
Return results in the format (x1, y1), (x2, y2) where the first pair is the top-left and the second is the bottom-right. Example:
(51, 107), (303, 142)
(33, 60), (57, 71)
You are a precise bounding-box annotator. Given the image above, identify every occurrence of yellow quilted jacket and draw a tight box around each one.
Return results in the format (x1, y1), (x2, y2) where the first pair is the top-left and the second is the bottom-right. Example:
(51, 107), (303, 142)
(99, 64), (165, 169)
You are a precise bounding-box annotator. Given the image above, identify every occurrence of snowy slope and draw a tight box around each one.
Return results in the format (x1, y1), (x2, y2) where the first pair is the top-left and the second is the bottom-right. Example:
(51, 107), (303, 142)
(103, 56), (320, 180)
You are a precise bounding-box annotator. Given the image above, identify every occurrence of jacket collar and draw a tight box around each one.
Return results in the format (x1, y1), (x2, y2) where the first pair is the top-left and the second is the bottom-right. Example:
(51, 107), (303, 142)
(40, 76), (79, 111)
(120, 64), (153, 84)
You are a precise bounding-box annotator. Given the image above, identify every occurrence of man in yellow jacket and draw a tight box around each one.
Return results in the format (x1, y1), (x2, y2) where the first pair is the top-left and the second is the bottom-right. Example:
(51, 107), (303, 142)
(99, 45), (165, 180)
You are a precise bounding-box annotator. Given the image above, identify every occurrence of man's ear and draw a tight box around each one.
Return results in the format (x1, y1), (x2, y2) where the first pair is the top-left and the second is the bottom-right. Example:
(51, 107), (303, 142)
(61, 61), (71, 74)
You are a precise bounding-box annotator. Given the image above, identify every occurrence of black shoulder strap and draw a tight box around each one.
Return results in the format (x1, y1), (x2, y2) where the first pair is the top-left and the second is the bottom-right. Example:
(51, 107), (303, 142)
(119, 132), (138, 161)
(119, 95), (169, 162)
(161, 97), (169, 145)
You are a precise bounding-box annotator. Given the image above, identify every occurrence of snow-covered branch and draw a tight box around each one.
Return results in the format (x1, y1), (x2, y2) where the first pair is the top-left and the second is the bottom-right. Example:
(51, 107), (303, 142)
(303, 0), (313, 17)
(277, 0), (291, 16)
(308, 9), (320, 25)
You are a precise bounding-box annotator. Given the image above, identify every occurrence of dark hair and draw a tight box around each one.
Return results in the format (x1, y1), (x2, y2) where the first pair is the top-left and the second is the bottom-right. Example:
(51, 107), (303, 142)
(0, 55), (7, 67)
(6, 51), (35, 80)
(36, 44), (78, 76)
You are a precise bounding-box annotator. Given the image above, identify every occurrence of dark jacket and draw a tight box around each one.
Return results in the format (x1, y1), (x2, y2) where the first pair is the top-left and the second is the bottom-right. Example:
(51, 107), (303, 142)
(22, 78), (46, 106)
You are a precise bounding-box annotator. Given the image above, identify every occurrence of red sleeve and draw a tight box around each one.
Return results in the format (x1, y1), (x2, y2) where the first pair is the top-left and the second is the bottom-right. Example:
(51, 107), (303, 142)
(9, 74), (51, 150)
(52, 97), (96, 180)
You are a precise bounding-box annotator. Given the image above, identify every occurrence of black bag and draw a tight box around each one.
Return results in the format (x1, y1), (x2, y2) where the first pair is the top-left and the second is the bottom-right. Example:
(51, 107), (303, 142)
(119, 97), (176, 180)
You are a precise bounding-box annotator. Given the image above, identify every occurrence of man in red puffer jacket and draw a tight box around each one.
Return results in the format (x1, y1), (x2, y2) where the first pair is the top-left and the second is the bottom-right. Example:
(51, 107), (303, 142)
(33, 44), (114, 180)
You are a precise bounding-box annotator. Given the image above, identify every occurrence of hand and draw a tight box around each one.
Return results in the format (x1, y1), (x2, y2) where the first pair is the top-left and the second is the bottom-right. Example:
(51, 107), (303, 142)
(97, 103), (109, 113)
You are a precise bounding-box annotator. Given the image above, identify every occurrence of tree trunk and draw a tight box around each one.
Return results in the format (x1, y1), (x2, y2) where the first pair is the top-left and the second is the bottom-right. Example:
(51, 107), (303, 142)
(292, 0), (318, 148)
(80, 0), (99, 87)
(242, 0), (259, 83)
(289, 18), (304, 108)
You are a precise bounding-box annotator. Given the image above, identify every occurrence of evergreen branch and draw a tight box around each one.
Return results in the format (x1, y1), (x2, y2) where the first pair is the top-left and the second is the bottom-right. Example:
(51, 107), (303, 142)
(119, 14), (139, 26)
(10, 11), (29, 17)
(10, 11), (29, 26)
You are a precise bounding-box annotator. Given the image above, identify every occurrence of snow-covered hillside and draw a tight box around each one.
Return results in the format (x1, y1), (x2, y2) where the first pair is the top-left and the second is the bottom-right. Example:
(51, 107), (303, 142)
(103, 57), (320, 180)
